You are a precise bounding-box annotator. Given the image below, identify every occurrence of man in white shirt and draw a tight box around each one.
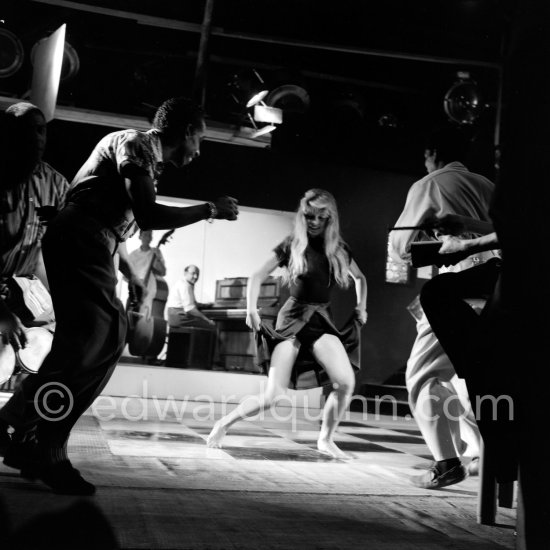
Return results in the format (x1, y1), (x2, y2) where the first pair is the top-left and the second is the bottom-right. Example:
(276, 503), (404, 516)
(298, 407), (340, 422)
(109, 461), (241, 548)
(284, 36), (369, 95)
(167, 265), (214, 327)
(129, 230), (166, 284)
(389, 127), (498, 489)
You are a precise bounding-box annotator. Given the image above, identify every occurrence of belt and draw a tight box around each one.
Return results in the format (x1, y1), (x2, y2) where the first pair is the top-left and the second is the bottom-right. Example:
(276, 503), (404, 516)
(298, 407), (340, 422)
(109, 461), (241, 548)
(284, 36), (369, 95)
(440, 250), (500, 274)
(65, 202), (135, 243)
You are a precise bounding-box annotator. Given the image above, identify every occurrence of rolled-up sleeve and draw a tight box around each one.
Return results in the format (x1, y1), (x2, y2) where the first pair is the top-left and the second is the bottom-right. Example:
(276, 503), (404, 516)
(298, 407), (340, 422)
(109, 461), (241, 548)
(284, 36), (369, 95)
(115, 133), (155, 179)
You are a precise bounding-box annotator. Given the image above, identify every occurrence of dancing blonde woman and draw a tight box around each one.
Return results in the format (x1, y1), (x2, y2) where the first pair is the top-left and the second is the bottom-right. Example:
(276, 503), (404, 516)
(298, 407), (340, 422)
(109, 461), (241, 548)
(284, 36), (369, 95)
(207, 189), (367, 459)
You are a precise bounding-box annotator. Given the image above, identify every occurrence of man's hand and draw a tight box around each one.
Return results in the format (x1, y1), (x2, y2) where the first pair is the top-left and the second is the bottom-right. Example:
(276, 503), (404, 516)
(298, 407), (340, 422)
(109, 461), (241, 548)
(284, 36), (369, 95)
(213, 196), (239, 220)
(128, 277), (148, 306)
(246, 310), (261, 331)
(438, 235), (468, 255)
(0, 302), (27, 351)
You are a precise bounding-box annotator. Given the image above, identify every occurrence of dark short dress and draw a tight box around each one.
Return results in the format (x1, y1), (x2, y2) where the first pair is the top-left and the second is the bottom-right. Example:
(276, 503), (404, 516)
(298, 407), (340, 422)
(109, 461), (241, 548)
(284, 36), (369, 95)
(256, 235), (362, 390)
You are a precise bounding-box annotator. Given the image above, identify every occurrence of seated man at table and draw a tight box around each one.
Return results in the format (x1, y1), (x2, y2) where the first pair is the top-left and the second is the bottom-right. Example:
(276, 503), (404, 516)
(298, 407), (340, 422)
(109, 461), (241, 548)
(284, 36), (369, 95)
(167, 265), (214, 327)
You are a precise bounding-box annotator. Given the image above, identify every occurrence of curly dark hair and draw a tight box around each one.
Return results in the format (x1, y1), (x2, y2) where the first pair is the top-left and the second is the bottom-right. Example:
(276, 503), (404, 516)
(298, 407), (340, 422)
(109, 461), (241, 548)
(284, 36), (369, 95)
(152, 97), (205, 145)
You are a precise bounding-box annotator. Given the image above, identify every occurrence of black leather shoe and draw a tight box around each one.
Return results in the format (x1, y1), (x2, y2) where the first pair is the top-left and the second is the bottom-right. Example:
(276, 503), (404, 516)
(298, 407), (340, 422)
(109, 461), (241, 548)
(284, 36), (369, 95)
(40, 461), (96, 496)
(410, 464), (468, 489)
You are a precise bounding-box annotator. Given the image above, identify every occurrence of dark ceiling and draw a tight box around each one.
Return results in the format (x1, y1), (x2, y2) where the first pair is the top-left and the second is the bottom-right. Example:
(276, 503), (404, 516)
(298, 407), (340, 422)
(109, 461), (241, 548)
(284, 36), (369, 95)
(1, 0), (512, 173)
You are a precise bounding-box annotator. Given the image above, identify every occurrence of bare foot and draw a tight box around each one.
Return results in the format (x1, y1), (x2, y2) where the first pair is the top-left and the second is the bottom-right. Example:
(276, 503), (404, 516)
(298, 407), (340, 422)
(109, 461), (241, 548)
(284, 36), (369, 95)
(206, 422), (227, 448)
(317, 439), (352, 460)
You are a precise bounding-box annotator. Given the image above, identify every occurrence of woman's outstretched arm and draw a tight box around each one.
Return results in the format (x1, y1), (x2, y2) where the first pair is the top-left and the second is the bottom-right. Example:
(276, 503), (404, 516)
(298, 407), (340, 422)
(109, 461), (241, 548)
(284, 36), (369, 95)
(349, 258), (368, 324)
(246, 254), (280, 331)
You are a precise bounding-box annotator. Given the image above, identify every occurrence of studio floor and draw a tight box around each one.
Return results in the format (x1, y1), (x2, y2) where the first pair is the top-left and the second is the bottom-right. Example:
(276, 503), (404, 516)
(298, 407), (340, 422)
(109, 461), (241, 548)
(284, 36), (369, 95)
(0, 394), (516, 550)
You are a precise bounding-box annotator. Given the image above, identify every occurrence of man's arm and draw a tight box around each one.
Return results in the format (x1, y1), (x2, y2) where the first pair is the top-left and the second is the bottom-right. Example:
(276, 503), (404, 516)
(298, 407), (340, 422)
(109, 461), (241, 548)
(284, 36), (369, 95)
(428, 214), (495, 236)
(439, 232), (500, 256)
(178, 280), (215, 325)
(117, 242), (147, 299)
(123, 166), (238, 230)
(184, 306), (215, 326)
(389, 179), (440, 263)
(151, 248), (167, 277)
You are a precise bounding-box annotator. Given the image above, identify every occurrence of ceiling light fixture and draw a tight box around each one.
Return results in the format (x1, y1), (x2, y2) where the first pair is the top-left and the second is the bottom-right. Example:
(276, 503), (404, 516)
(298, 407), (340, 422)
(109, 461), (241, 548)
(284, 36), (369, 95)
(444, 71), (484, 125)
(246, 89), (269, 108)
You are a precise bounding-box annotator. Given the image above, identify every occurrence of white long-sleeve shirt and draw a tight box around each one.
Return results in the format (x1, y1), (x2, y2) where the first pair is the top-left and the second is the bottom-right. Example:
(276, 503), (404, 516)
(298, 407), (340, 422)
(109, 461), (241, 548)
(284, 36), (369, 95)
(389, 162), (495, 264)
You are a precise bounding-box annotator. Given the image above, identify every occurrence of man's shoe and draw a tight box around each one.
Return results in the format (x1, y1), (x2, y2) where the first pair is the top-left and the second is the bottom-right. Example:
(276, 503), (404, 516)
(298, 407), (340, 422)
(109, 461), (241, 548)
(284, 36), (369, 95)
(467, 457), (480, 476)
(40, 461), (96, 496)
(410, 464), (468, 489)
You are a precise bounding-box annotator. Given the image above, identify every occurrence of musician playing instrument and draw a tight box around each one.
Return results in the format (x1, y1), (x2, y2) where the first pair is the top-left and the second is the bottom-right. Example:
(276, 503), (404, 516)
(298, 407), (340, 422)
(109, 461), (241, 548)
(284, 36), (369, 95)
(127, 229), (171, 362)
(167, 265), (215, 327)
(129, 230), (167, 283)
(0, 102), (69, 453)
(0, 97), (239, 496)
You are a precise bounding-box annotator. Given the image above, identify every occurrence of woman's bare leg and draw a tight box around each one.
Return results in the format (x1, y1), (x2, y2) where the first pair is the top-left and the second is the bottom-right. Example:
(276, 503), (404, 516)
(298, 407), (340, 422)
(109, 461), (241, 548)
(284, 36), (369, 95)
(311, 334), (355, 459)
(206, 339), (300, 448)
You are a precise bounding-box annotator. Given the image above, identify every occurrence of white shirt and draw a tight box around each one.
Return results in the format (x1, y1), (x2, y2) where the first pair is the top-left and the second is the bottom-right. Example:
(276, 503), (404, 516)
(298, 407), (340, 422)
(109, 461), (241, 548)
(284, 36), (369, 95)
(169, 279), (197, 312)
(389, 162), (495, 264)
(129, 247), (165, 280)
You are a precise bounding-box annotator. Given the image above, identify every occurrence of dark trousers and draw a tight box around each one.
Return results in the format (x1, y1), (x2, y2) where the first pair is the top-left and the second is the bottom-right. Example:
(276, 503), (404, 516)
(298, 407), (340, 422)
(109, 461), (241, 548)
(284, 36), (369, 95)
(0, 205), (127, 449)
(420, 258), (518, 481)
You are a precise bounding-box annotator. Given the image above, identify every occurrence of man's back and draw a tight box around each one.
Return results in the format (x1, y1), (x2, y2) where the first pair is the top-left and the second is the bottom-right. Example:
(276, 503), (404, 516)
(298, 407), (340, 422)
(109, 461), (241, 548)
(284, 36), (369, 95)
(390, 162), (494, 263)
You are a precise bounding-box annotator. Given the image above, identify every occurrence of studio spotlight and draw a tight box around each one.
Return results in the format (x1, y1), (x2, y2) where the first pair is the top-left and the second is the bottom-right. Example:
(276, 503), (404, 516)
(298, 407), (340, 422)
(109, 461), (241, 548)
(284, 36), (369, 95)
(246, 89), (269, 108)
(253, 104), (283, 124)
(251, 124), (277, 138)
(228, 68), (269, 109)
(265, 85), (310, 114)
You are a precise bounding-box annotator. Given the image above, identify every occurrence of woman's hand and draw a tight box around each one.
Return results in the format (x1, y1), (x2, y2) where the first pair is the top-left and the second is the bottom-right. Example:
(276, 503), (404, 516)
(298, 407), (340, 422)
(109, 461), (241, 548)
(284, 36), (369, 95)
(246, 310), (261, 331)
(355, 307), (368, 325)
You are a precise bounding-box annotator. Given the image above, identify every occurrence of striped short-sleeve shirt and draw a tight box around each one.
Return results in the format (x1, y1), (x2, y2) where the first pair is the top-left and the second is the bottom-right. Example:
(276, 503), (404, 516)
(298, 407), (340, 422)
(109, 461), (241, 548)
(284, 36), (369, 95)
(1, 161), (69, 277)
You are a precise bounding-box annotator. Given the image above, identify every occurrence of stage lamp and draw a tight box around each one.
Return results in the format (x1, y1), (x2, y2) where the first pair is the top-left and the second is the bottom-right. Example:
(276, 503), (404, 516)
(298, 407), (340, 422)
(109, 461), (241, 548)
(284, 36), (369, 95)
(0, 28), (24, 78)
(228, 68), (269, 109)
(246, 89), (269, 108)
(245, 110), (278, 139)
(31, 37), (80, 82)
(253, 104), (283, 124)
(444, 71), (484, 125)
(265, 85), (310, 114)
(251, 124), (277, 138)
(248, 102), (282, 138)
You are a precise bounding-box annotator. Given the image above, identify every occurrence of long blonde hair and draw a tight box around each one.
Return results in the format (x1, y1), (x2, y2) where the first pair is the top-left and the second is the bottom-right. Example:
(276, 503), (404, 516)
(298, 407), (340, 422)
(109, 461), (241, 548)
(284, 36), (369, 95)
(287, 189), (351, 288)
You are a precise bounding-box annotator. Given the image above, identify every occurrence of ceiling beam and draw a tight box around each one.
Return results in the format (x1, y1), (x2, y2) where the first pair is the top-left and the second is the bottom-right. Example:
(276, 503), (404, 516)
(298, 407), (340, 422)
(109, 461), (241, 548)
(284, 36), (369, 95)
(0, 95), (270, 148)
(31, 0), (502, 70)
